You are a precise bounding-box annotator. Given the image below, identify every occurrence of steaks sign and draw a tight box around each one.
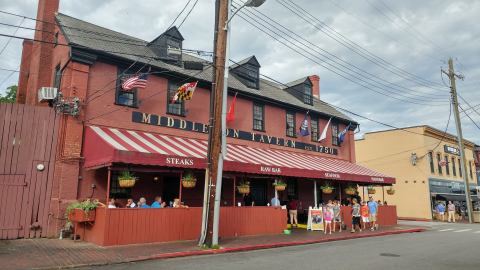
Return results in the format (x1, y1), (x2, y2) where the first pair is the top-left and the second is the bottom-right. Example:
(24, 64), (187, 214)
(132, 111), (338, 156)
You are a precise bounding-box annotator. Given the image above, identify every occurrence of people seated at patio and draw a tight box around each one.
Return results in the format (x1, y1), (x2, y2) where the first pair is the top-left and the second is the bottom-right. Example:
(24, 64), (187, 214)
(173, 198), (188, 208)
(270, 196), (280, 206)
(107, 198), (117, 208)
(151, 196), (166, 208)
(125, 198), (136, 208)
(137, 197), (150, 208)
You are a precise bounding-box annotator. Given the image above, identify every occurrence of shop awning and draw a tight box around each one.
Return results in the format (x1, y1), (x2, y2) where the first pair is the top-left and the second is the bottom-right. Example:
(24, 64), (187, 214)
(83, 126), (395, 184)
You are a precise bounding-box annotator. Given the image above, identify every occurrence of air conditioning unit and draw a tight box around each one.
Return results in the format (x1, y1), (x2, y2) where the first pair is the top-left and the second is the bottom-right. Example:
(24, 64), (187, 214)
(38, 87), (58, 102)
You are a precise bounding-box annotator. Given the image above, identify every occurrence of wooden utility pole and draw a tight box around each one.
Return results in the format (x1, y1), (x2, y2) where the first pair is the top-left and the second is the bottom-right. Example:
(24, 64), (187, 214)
(443, 58), (473, 223)
(205, 0), (229, 246)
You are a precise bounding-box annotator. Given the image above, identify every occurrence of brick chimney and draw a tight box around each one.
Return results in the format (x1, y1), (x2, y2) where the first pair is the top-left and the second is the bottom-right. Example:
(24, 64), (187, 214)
(309, 75), (320, 99)
(23, 0), (60, 104)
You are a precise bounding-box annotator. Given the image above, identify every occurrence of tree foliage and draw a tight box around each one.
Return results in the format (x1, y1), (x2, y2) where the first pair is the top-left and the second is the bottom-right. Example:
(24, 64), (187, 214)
(0, 85), (17, 103)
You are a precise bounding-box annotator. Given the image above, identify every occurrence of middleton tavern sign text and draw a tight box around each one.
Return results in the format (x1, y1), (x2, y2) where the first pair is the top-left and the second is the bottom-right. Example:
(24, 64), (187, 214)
(132, 111), (338, 156)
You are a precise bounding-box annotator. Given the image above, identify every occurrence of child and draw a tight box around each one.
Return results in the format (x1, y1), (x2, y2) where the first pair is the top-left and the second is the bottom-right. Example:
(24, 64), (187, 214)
(361, 201), (369, 230)
(324, 202), (333, 234)
(333, 200), (342, 232)
(351, 198), (361, 233)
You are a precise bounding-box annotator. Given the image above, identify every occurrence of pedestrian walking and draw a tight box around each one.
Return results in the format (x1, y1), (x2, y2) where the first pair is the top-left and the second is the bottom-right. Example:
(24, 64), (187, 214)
(368, 196), (379, 230)
(351, 198), (361, 233)
(324, 201), (333, 234)
(360, 201), (369, 230)
(333, 200), (342, 232)
(435, 202), (445, 221)
(447, 201), (456, 223)
(288, 197), (299, 227)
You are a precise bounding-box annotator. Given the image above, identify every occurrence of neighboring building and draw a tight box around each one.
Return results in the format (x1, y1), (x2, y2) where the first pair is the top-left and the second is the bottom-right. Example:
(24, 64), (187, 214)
(474, 145), (480, 185)
(9, 0), (395, 244)
(356, 126), (479, 221)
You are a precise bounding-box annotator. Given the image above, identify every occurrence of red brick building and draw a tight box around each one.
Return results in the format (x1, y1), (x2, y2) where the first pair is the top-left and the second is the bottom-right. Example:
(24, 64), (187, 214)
(15, 0), (395, 245)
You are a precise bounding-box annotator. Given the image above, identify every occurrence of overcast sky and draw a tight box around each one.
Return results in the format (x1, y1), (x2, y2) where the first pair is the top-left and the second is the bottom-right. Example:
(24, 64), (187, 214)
(0, 0), (479, 144)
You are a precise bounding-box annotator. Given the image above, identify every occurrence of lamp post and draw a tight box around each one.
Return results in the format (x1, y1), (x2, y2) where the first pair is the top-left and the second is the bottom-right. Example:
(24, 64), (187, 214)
(203, 0), (266, 247)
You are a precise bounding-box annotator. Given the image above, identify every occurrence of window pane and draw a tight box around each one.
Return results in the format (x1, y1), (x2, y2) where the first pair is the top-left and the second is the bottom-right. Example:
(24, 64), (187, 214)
(332, 123), (339, 146)
(253, 104), (264, 131)
(437, 153), (442, 174)
(458, 159), (462, 177)
(452, 157), (457, 176)
(167, 82), (185, 115)
(445, 156), (450, 175)
(311, 118), (318, 141)
(117, 91), (135, 106)
(429, 152), (435, 173)
(303, 85), (312, 104)
(286, 112), (295, 137)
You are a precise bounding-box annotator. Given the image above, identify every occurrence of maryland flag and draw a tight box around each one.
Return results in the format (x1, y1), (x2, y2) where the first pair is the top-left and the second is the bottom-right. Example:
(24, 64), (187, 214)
(171, 81), (198, 103)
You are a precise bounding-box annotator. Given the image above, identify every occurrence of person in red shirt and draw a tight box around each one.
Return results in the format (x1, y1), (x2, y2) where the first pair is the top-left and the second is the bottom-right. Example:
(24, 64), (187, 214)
(360, 201), (370, 230)
(288, 197), (298, 227)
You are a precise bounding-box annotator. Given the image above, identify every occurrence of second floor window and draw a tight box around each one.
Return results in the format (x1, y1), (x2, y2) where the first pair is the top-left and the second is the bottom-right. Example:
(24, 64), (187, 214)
(53, 65), (62, 90)
(445, 155), (450, 175)
(116, 69), (138, 107)
(286, 111), (296, 137)
(331, 122), (339, 146)
(167, 81), (185, 116)
(452, 157), (457, 176)
(437, 153), (442, 175)
(458, 159), (462, 177)
(311, 118), (318, 142)
(303, 84), (313, 105)
(428, 152), (434, 173)
(253, 103), (264, 131)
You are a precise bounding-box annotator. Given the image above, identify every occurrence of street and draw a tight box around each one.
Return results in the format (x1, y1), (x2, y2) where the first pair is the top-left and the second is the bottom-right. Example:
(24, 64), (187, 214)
(77, 222), (480, 270)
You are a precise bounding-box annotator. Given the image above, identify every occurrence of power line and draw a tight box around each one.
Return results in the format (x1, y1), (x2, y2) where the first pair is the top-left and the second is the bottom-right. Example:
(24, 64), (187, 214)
(459, 94), (480, 119)
(0, 70), (16, 88)
(232, 3), (448, 106)
(459, 104), (480, 131)
(166, 0), (193, 30)
(178, 0), (199, 29)
(0, 17), (24, 56)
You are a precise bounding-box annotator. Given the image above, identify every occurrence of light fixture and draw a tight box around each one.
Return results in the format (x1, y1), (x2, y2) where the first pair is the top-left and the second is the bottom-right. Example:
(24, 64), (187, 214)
(36, 164), (45, 171)
(244, 0), (266, 7)
(410, 153), (417, 166)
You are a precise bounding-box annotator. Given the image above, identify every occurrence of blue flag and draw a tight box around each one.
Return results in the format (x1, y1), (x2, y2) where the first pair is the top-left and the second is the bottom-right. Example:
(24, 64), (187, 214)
(299, 113), (310, 136)
(338, 124), (351, 145)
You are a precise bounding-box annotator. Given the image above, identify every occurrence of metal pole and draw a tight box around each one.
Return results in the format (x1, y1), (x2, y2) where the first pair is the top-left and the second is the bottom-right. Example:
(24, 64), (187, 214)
(313, 180), (317, 208)
(382, 186), (385, 204)
(179, 172), (183, 203)
(198, 168), (210, 245)
(106, 167), (111, 204)
(444, 58), (473, 223)
(233, 176), (236, 206)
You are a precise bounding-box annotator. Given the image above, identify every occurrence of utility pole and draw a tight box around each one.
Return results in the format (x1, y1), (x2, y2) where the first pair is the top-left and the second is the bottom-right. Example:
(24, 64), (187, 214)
(204, 0), (230, 247)
(443, 58), (473, 223)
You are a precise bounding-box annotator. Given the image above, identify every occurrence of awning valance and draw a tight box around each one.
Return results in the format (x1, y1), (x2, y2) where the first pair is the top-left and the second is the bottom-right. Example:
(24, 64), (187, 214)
(83, 126), (395, 184)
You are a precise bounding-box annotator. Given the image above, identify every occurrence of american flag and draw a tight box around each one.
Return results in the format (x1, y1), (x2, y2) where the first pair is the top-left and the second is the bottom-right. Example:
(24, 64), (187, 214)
(121, 73), (148, 90)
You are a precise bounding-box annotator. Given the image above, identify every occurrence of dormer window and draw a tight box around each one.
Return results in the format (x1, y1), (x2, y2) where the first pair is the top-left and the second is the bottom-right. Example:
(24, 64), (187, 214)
(230, 56), (260, 90)
(285, 77), (313, 105)
(148, 26), (184, 66)
(303, 84), (312, 105)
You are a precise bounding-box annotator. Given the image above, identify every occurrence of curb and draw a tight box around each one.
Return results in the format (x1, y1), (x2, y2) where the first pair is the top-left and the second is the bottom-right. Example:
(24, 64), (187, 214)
(129, 227), (426, 262)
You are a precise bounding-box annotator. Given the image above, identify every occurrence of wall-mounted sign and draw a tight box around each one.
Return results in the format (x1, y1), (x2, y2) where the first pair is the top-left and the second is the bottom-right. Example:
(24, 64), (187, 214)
(132, 111), (338, 156)
(444, 145), (460, 156)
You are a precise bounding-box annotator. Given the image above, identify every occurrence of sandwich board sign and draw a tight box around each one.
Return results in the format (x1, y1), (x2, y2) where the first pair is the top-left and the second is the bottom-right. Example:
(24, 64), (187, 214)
(307, 206), (324, 231)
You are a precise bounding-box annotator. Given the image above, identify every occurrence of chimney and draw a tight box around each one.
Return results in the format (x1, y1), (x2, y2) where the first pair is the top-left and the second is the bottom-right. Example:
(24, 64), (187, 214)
(309, 75), (320, 99)
(24, 0), (60, 104)
(16, 40), (33, 104)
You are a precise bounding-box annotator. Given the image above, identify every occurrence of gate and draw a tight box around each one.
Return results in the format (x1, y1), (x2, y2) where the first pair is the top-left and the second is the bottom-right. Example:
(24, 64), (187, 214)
(0, 103), (59, 239)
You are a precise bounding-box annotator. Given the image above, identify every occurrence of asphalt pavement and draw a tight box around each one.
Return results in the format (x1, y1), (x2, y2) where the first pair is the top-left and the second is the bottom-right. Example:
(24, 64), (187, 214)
(76, 221), (480, 270)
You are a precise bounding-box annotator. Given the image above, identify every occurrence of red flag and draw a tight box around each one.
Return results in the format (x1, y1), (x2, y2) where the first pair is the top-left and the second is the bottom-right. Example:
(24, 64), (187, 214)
(226, 93), (237, 122)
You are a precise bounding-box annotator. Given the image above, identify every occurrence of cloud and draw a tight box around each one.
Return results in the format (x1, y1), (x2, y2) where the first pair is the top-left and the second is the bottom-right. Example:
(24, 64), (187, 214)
(0, 0), (478, 144)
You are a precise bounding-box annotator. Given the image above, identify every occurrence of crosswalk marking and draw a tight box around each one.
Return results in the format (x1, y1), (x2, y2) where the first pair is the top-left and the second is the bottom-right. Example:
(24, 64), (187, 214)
(438, 229), (453, 232)
(453, 229), (472, 233)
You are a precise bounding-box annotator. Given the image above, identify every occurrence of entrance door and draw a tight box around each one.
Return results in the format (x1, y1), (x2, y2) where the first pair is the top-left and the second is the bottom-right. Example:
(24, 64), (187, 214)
(251, 180), (267, 206)
(163, 176), (180, 206)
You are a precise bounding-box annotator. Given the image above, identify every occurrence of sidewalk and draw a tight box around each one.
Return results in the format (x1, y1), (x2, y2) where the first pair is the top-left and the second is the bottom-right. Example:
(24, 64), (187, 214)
(0, 224), (425, 270)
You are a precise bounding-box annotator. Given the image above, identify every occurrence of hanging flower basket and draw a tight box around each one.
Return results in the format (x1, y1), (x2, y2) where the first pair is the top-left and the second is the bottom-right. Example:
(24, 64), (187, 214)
(386, 188), (395, 195)
(344, 185), (357, 196)
(321, 182), (334, 194)
(367, 186), (376, 194)
(273, 180), (287, 191)
(182, 172), (197, 188)
(118, 171), (137, 188)
(237, 181), (250, 194)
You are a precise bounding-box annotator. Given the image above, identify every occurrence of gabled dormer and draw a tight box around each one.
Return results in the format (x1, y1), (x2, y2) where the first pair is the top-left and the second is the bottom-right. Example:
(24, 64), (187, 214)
(230, 55), (260, 89)
(148, 26), (184, 66)
(285, 77), (313, 105)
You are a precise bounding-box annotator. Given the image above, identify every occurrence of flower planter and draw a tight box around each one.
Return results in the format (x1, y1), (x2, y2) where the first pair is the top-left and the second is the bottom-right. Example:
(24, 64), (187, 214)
(119, 178), (136, 188)
(322, 188), (334, 194)
(344, 188), (356, 196)
(68, 208), (95, 223)
(182, 180), (196, 188)
(368, 189), (376, 195)
(386, 189), (395, 195)
(274, 185), (286, 191)
(237, 186), (250, 194)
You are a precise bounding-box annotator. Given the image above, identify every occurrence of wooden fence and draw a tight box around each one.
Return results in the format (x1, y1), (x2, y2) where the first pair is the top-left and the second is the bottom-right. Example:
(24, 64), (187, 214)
(0, 103), (59, 239)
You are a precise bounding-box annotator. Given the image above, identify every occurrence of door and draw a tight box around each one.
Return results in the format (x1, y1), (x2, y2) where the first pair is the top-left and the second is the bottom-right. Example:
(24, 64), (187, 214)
(251, 180), (267, 206)
(0, 174), (26, 239)
(163, 176), (180, 206)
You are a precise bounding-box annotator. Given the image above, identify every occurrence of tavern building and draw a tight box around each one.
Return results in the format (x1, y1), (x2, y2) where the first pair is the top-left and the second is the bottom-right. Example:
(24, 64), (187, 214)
(7, 0), (396, 245)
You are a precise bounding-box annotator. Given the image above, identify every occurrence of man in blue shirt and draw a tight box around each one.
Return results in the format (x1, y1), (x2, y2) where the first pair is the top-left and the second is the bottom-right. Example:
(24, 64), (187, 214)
(271, 196), (280, 207)
(138, 197), (150, 208)
(151, 196), (165, 208)
(367, 197), (379, 231)
(435, 202), (446, 221)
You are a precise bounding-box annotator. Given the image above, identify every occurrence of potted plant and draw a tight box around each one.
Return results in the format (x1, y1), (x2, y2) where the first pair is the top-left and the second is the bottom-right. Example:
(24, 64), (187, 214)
(367, 186), (376, 194)
(182, 171), (197, 188)
(66, 199), (99, 223)
(118, 171), (137, 188)
(344, 184), (357, 196)
(320, 182), (334, 194)
(386, 187), (395, 195)
(237, 181), (250, 194)
(273, 179), (287, 191)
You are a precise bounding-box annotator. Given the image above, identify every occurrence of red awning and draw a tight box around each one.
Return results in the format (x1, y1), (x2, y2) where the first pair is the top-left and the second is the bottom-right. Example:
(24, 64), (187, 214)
(83, 126), (395, 184)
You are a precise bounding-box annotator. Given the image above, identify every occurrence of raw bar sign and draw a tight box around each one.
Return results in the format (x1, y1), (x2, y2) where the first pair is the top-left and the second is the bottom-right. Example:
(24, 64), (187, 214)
(132, 111), (338, 156)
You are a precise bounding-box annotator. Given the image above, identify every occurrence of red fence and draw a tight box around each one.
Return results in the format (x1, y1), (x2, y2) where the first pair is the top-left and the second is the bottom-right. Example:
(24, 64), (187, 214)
(81, 206), (287, 246)
(341, 205), (397, 227)
(0, 103), (59, 239)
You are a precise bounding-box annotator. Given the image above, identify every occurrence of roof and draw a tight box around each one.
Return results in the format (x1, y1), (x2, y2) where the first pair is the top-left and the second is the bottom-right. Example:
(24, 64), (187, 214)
(55, 13), (354, 123)
(230, 55), (261, 69)
(285, 77), (311, 88)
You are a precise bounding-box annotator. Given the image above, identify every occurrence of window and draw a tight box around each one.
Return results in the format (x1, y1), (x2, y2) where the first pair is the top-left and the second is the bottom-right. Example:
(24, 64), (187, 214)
(53, 64), (62, 90)
(428, 152), (435, 173)
(54, 32), (59, 47)
(469, 161), (473, 179)
(167, 81), (185, 116)
(287, 179), (298, 198)
(115, 69), (138, 107)
(458, 159), (462, 177)
(286, 111), (296, 137)
(331, 122), (339, 146)
(445, 155), (450, 175)
(303, 84), (312, 105)
(253, 103), (264, 131)
(310, 117), (318, 142)
(436, 153), (442, 175)
(452, 157), (457, 176)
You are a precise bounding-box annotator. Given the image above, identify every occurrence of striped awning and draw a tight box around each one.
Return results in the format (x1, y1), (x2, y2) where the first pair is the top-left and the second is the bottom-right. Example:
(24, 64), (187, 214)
(83, 126), (394, 184)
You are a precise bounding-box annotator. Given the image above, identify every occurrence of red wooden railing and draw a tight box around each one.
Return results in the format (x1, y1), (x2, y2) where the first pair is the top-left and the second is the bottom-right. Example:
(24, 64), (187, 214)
(340, 205), (397, 227)
(81, 206), (287, 246)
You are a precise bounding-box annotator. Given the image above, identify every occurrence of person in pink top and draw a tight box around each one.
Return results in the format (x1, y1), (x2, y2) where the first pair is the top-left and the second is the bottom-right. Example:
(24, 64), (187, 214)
(324, 200), (334, 234)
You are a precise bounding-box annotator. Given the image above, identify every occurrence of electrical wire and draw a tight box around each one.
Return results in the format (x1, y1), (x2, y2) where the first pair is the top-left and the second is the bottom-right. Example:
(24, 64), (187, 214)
(459, 94), (480, 119)
(459, 104), (480, 131)
(178, 0), (199, 29)
(0, 17), (24, 56)
(166, 0), (193, 30)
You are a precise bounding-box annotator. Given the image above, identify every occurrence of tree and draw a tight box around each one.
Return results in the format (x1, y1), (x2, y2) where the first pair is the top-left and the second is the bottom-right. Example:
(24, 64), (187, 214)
(0, 85), (17, 103)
